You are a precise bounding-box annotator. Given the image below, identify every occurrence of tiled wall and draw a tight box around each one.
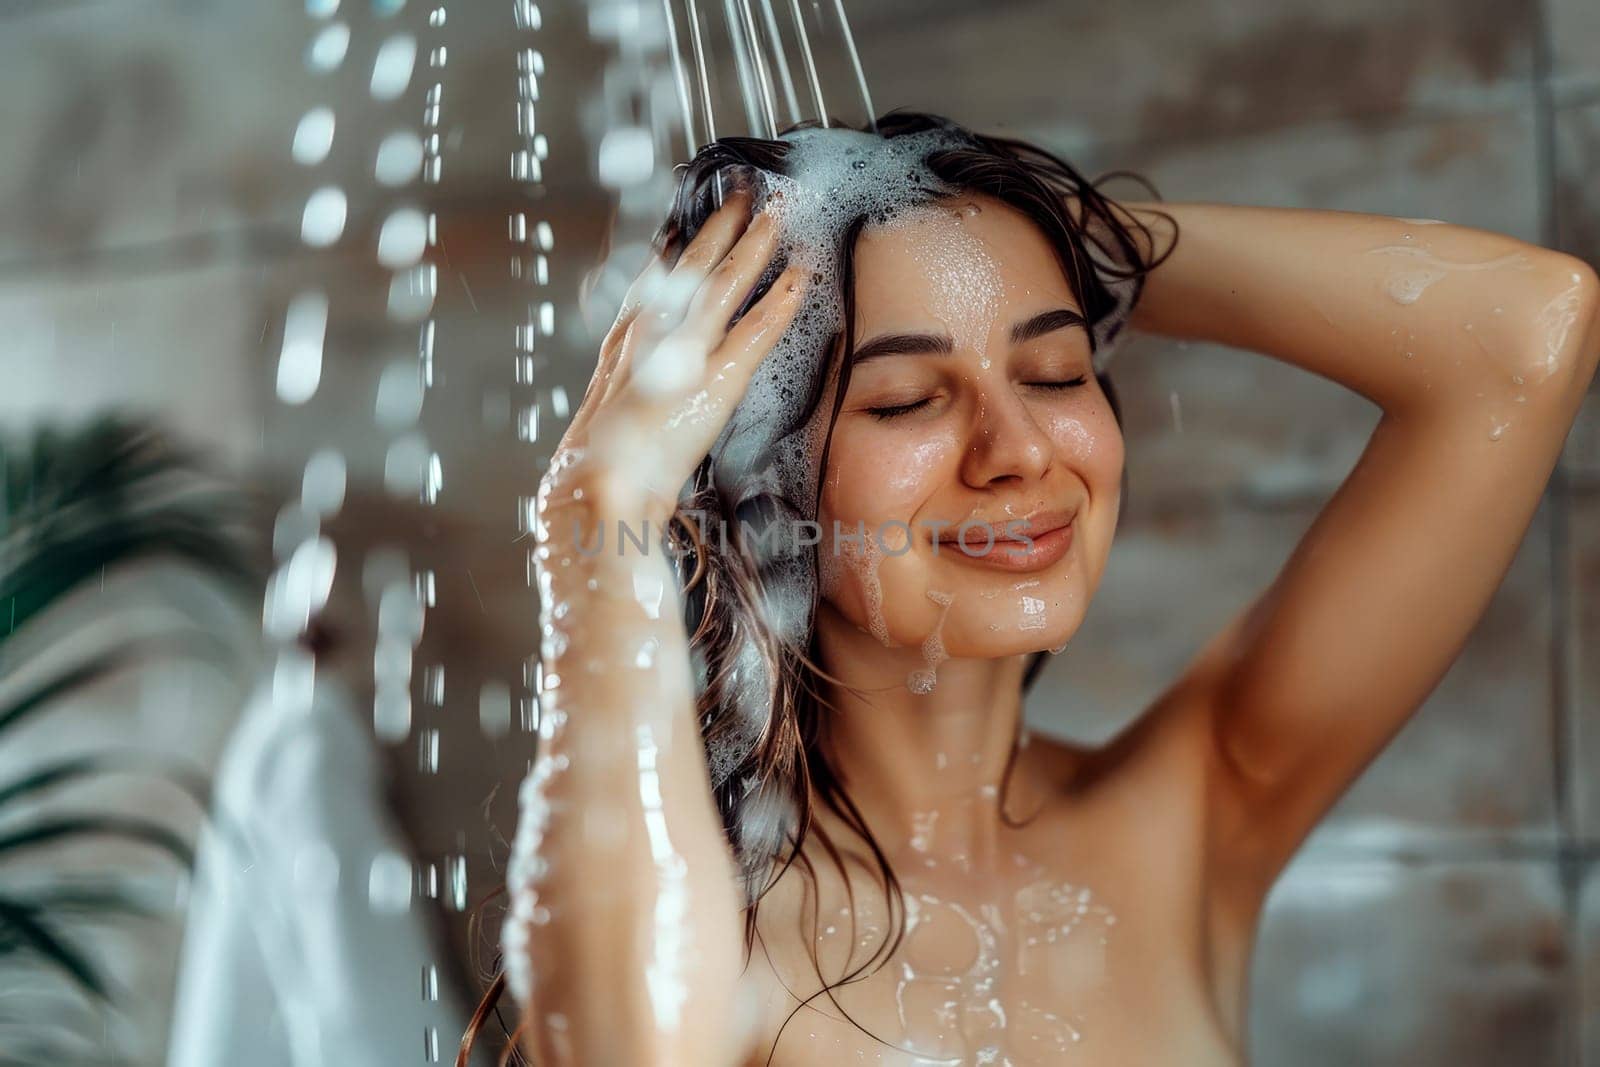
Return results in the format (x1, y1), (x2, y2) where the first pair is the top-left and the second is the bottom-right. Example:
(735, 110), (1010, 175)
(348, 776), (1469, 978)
(1, 0), (1594, 1063)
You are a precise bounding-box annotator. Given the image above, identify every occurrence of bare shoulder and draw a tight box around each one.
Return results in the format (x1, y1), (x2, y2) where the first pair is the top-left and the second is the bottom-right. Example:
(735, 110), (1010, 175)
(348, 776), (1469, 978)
(1030, 662), (1228, 808)
(1017, 679), (1254, 889)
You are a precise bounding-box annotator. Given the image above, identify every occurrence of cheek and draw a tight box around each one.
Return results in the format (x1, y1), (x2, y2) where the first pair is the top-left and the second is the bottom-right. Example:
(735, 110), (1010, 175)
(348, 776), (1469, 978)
(822, 423), (962, 520)
(1042, 402), (1123, 491)
(817, 424), (961, 617)
(1045, 401), (1124, 591)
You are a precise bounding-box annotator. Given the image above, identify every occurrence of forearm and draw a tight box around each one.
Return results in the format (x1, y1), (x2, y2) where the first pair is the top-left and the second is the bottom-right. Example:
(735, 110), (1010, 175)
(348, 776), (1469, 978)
(509, 492), (748, 1066)
(1120, 200), (1600, 412)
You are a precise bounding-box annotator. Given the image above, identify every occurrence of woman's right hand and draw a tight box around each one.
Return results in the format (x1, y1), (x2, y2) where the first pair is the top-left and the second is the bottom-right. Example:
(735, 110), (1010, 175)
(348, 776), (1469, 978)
(508, 189), (802, 1067)
(543, 189), (804, 527)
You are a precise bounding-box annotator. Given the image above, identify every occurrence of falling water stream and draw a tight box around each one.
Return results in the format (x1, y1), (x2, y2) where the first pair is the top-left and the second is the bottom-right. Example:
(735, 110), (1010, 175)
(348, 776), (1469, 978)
(265, 1), (879, 1061)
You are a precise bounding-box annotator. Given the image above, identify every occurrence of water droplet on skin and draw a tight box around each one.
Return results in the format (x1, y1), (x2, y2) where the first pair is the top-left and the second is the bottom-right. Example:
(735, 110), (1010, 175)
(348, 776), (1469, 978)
(909, 588), (954, 692)
(909, 810), (939, 852)
(1384, 270), (1446, 304)
(1535, 278), (1586, 380)
(831, 534), (892, 646)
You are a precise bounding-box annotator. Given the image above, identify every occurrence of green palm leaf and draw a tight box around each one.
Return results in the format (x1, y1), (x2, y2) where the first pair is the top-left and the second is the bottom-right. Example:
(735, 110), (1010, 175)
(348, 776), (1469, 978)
(0, 415), (262, 1053)
(0, 416), (257, 649)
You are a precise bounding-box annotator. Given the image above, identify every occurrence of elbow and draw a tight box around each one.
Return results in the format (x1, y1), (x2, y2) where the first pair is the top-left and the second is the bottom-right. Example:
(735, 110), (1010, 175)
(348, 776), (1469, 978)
(1506, 253), (1600, 396)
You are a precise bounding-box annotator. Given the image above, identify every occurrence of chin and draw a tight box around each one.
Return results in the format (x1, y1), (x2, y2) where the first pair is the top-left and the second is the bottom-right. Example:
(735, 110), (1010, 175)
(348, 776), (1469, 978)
(940, 601), (1085, 660)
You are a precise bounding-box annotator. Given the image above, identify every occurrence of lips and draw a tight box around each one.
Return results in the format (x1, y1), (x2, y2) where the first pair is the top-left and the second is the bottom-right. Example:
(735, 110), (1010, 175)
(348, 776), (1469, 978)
(927, 506), (1079, 573)
(934, 507), (1078, 548)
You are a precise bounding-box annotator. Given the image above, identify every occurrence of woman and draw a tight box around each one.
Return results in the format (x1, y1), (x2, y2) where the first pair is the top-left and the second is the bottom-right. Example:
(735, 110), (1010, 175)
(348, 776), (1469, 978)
(469, 112), (1599, 1066)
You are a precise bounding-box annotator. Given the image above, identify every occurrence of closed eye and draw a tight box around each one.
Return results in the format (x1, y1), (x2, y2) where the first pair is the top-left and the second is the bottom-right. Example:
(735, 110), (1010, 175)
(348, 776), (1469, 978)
(865, 397), (933, 420)
(1029, 375), (1090, 390)
(866, 376), (1089, 420)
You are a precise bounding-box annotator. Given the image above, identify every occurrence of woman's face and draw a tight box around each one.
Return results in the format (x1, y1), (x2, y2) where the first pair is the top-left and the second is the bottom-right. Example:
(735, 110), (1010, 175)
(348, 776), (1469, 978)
(815, 193), (1124, 660)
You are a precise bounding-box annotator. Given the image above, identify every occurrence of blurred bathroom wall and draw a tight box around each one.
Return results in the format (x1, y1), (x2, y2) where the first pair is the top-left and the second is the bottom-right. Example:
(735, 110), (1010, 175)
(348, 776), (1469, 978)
(0, 0), (1596, 1064)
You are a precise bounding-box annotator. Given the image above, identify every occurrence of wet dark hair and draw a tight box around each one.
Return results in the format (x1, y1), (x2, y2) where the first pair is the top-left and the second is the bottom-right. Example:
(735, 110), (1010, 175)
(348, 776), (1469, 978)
(461, 110), (1175, 1067)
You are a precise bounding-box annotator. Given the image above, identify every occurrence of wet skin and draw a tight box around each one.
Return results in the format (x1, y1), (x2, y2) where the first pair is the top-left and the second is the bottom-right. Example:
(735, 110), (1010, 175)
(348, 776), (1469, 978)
(513, 170), (1600, 1067)
(744, 198), (1240, 1066)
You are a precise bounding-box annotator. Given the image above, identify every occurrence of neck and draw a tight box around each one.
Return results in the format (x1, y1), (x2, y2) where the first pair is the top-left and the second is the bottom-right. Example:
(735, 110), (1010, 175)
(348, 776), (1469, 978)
(812, 600), (1037, 877)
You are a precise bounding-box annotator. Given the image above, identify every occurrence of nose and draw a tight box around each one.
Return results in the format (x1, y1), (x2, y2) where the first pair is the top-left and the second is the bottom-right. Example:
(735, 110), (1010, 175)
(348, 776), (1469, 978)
(958, 386), (1052, 488)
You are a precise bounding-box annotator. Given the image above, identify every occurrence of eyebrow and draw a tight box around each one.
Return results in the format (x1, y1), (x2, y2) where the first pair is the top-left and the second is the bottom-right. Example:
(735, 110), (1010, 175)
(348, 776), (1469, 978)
(850, 308), (1087, 365)
(849, 331), (954, 365)
(1010, 307), (1088, 344)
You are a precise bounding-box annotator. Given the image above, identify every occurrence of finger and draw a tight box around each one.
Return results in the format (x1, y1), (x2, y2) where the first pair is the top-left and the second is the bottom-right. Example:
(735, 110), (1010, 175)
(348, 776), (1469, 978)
(703, 265), (808, 406)
(625, 195), (755, 371)
(627, 266), (806, 477)
(670, 188), (755, 282)
(569, 253), (669, 442)
(631, 213), (783, 399)
(676, 208), (782, 351)
(624, 191), (756, 363)
(609, 251), (669, 339)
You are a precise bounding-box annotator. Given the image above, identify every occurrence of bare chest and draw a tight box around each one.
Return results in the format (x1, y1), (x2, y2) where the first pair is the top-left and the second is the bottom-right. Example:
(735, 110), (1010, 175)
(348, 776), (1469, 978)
(752, 850), (1238, 1066)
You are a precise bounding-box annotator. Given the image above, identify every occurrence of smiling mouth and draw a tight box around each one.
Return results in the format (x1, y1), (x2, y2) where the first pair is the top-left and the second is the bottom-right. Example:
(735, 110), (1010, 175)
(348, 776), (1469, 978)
(932, 509), (1079, 571)
(933, 508), (1077, 547)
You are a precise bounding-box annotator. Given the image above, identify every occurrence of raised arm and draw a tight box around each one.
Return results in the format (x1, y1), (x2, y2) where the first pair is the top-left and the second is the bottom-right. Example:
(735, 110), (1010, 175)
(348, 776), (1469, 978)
(1119, 200), (1599, 872)
(503, 192), (805, 1066)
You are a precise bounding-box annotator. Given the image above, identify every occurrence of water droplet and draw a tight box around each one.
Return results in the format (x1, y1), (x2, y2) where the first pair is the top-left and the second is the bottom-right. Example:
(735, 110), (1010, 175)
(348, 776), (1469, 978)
(375, 130), (424, 186)
(300, 186), (347, 247)
(387, 263), (438, 322)
(306, 23), (350, 71)
(368, 852), (414, 913)
(291, 107), (336, 165)
(480, 681), (512, 738)
(597, 126), (655, 187)
(377, 207), (429, 268)
(375, 361), (425, 427)
(370, 35), (418, 100)
(276, 291), (329, 404)
(301, 449), (347, 516)
(384, 432), (432, 496)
